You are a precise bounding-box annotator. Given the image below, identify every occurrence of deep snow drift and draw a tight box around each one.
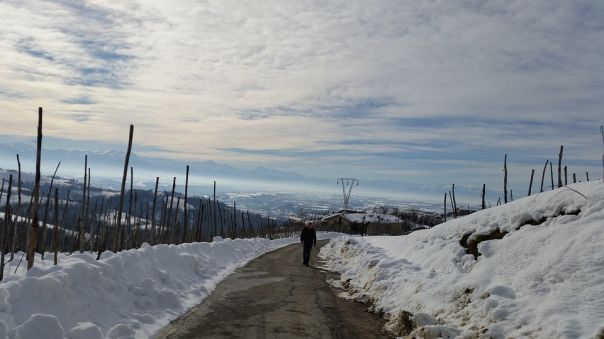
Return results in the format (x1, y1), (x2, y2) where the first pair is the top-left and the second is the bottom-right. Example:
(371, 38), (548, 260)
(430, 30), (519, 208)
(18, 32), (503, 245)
(320, 181), (604, 338)
(0, 233), (340, 339)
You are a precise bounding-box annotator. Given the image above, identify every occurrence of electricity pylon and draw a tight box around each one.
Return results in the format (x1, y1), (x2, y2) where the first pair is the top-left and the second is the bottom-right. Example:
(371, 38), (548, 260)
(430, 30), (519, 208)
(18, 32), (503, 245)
(337, 178), (359, 210)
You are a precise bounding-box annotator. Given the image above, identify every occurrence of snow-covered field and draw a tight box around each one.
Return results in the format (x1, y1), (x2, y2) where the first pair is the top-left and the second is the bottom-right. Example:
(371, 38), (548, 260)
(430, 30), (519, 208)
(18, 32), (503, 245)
(0, 232), (340, 339)
(320, 181), (604, 338)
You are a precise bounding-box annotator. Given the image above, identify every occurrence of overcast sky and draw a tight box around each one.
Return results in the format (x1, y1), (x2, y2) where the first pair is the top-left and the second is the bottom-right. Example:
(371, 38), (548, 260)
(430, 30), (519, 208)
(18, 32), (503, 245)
(0, 0), (603, 193)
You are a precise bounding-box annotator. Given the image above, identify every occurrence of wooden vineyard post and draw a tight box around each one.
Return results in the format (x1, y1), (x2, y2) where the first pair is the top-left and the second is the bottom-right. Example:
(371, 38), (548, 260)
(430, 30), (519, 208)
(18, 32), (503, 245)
(213, 181), (217, 238)
(233, 202), (237, 239)
(53, 188), (59, 265)
(557, 145), (563, 188)
(443, 193), (447, 222)
(195, 199), (203, 242)
(40, 161), (61, 259)
(540, 160), (548, 192)
(246, 210), (253, 237)
(127, 167), (133, 248)
(503, 154), (508, 203)
(113, 124), (134, 253)
(27, 107), (43, 270)
(448, 190), (455, 218)
(549, 162), (554, 190)
(528, 169), (535, 196)
(182, 166), (189, 244)
(451, 184), (457, 217)
(11, 154), (22, 260)
(166, 177), (176, 243)
(78, 155), (87, 253)
(149, 177), (158, 244)
(1, 175), (13, 280)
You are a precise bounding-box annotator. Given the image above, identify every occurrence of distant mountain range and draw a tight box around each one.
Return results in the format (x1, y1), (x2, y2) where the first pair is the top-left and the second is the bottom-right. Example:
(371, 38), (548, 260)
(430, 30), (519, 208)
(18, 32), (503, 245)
(0, 138), (499, 206)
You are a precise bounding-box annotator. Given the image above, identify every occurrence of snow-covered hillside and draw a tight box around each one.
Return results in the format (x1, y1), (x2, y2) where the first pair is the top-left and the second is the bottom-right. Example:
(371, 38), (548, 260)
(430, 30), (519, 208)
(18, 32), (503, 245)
(0, 233), (340, 339)
(320, 181), (604, 338)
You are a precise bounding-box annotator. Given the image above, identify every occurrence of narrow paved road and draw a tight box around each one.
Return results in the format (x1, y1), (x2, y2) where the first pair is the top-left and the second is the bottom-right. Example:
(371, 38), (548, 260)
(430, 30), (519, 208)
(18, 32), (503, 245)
(155, 240), (389, 339)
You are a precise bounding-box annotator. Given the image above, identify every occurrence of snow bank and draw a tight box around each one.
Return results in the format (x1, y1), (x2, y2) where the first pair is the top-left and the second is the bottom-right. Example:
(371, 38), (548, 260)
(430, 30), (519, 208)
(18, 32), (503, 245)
(0, 232), (341, 339)
(320, 181), (604, 338)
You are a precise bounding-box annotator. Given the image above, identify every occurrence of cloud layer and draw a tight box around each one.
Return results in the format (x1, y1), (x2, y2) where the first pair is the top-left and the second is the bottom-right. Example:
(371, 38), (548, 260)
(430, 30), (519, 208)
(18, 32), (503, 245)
(0, 0), (603, 194)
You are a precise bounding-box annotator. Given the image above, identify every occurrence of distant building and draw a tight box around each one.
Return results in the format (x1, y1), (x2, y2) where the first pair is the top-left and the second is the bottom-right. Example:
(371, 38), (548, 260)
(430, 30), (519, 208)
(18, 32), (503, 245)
(321, 210), (408, 235)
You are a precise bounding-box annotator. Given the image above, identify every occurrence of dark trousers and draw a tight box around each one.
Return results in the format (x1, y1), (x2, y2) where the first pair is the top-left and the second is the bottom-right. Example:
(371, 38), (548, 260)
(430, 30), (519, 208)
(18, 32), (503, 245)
(302, 242), (313, 265)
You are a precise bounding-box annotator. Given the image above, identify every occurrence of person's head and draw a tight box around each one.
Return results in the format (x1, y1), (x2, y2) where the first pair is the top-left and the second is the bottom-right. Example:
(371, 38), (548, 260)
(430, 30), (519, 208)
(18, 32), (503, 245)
(308, 223), (315, 229)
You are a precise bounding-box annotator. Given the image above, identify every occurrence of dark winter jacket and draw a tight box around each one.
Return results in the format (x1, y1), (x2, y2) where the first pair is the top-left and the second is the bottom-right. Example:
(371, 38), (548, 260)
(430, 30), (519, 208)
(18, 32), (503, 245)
(300, 226), (317, 246)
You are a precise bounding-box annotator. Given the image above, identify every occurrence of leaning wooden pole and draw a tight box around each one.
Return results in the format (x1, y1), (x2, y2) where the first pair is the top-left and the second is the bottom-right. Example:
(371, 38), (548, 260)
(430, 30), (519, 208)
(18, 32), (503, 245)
(448, 190), (454, 218)
(557, 145), (563, 188)
(540, 160), (548, 192)
(27, 107), (43, 270)
(41, 161), (61, 259)
(113, 124), (134, 253)
(528, 169), (535, 196)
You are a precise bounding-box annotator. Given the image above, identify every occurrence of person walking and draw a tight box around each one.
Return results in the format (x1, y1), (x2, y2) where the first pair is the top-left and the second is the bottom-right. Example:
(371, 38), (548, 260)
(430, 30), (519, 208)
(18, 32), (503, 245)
(300, 223), (317, 267)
